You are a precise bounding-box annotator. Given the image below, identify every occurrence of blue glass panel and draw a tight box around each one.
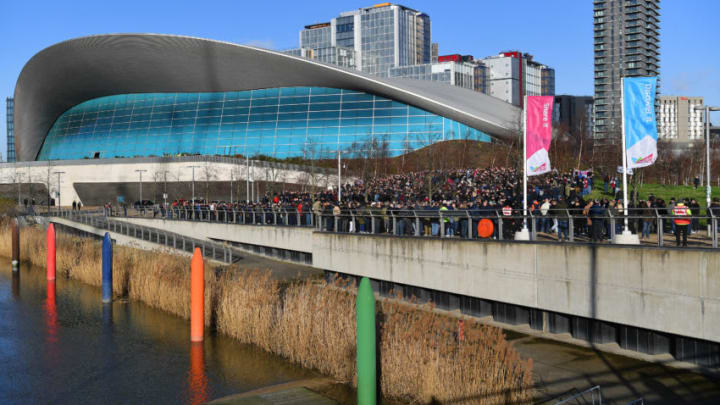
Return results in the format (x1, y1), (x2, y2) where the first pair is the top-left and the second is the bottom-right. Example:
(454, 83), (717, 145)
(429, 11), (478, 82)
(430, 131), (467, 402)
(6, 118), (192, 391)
(37, 87), (490, 160)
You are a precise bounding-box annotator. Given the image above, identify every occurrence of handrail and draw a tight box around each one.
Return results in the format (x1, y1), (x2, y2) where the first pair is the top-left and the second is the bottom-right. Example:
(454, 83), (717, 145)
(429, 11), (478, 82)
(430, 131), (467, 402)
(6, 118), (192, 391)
(38, 208), (237, 264)
(31, 204), (720, 249)
(554, 385), (602, 405)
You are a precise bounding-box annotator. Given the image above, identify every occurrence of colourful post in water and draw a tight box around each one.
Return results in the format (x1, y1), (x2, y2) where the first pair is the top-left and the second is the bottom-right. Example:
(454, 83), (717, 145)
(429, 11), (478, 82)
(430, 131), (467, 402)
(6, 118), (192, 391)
(11, 218), (19, 271)
(102, 233), (112, 303)
(191, 248), (204, 342)
(356, 277), (377, 405)
(47, 224), (56, 281)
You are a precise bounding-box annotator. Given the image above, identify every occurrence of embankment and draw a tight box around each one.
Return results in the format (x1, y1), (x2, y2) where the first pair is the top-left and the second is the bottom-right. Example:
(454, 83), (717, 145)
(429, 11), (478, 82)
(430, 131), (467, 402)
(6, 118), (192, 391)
(1, 222), (533, 404)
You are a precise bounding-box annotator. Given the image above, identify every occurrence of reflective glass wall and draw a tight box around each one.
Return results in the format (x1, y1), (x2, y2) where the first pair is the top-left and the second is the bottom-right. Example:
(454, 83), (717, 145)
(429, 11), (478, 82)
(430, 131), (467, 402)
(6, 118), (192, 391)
(38, 87), (490, 161)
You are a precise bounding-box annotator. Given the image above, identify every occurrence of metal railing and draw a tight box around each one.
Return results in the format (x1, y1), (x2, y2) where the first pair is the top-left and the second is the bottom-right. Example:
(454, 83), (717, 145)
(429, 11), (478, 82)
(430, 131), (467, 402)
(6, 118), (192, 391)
(39, 208), (237, 264)
(98, 205), (720, 249)
(554, 385), (602, 405)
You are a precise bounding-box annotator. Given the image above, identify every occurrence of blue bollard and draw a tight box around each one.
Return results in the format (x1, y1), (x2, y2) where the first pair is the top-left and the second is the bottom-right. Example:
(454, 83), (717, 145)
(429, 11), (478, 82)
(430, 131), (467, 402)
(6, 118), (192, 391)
(102, 233), (113, 303)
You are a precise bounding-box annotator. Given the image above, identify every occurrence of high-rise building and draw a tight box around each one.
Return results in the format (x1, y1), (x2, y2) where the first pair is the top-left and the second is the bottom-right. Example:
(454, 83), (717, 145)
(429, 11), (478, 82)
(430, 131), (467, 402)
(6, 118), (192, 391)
(657, 96), (704, 144)
(6, 98), (14, 163)
(298, 3), (431, 77)
(593, 0), (660, 139)
(553, 95), (594, 136)
(477, 51), (555, 107)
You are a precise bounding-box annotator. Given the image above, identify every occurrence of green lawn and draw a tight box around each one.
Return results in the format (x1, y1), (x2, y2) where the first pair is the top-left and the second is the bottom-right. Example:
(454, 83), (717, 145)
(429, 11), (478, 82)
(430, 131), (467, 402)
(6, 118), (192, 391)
(589, 183), (720, 208)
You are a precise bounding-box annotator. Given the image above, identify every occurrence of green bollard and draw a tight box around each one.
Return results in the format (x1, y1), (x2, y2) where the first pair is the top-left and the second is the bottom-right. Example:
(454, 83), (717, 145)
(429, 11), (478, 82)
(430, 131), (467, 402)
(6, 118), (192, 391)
(356, 277), (377, 405)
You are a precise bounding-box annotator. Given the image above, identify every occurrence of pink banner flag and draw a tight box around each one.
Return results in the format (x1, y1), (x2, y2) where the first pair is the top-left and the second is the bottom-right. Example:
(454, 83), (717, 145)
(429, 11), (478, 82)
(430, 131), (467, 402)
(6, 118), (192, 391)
(525, 96), (554, 176)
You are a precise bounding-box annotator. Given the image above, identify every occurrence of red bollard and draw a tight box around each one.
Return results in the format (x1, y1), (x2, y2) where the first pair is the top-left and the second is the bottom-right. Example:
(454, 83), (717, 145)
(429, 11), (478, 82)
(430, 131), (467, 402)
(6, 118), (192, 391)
(47, 224), (56, 281)
(190, 248), (204, 342)
(458, 319), (465, 342)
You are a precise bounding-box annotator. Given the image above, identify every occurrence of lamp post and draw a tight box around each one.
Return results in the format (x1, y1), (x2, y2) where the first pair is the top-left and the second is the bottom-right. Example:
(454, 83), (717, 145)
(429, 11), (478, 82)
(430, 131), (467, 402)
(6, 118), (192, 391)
(246, 156), (250, 204)
(187, 166), (200, 205)
(694, 105), (720, 233)
(16, 172), (23, 207)
(134, 169), (147, 205)
(161, 170), (171, 207)
(53, 171), (65, 212)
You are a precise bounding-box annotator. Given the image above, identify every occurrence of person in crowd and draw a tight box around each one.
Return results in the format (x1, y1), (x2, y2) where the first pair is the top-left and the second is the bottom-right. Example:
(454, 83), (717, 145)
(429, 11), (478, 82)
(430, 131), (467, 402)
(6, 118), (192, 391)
(641, 200), (654, 240)
(689, 198), (701, 234)
(587, 200), (606, 242)
(673, 201), (691, 247)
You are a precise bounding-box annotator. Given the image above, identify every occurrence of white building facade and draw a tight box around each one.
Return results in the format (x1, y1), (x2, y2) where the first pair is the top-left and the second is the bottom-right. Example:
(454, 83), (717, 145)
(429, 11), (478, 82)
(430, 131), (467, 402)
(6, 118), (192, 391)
(477, 51), (555, 107)
(657, 96), (705, 143)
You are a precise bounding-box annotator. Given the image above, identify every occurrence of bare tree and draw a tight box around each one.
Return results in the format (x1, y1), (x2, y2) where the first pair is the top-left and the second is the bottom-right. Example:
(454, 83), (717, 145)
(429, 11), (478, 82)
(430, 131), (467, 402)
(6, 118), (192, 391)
(200, 162), (217, 202)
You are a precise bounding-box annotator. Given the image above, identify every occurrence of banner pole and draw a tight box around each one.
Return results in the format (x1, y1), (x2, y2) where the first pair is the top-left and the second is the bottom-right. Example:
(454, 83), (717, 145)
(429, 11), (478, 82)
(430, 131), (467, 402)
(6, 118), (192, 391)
(621, 78), (629, 232)
(523, 95), (528, 231)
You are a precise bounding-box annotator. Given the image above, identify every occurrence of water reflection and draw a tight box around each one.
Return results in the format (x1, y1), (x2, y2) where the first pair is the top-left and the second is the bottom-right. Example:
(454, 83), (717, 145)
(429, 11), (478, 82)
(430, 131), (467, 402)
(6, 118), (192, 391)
(44, 280), (60, 373)
(188, 343), (209, 405)
(0, 263), (316, 404)
(45, 281), (58, 344)
(12, 271), (19, 298)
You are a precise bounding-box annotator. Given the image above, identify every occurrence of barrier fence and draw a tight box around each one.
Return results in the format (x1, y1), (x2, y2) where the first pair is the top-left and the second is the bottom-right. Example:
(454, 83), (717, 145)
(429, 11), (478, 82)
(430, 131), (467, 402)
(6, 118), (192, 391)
(46, 204), (720, 249)
(40, 208), (237, 264)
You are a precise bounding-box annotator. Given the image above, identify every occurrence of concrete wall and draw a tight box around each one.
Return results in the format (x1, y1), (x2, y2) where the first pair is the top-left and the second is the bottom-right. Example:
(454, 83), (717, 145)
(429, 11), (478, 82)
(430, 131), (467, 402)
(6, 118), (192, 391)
(70, 215), (720, 344)
(312, 233), (720, 343)
(115, 217), (315, 254)
(0, 159), (337, 206)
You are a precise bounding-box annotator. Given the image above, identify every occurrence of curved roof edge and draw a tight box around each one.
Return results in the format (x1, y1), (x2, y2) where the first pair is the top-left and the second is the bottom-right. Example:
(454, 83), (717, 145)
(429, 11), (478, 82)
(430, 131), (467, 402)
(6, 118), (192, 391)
(14, 33), (521, 161)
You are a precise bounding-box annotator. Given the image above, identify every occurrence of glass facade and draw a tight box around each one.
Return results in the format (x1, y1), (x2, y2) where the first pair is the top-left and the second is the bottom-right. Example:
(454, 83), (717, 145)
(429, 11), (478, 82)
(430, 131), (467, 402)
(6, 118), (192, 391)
(300, 24), (331, 49)
(6, 98), (14, 163)
(37, 87), (489, 161)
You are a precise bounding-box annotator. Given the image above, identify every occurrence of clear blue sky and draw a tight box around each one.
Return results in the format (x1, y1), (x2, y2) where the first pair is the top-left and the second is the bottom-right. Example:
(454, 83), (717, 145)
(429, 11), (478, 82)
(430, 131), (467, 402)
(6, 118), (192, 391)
(2, 0), (718, 159)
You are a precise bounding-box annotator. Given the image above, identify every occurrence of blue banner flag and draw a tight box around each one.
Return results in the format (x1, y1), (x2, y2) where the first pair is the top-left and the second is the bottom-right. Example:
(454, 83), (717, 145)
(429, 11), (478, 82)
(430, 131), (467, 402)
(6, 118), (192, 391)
(623, 77), (658, 169)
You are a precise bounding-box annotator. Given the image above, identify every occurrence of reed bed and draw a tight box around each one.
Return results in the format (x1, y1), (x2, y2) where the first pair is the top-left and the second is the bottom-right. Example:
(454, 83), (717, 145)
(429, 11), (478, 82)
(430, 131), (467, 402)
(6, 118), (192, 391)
(1, 222), (533, 404)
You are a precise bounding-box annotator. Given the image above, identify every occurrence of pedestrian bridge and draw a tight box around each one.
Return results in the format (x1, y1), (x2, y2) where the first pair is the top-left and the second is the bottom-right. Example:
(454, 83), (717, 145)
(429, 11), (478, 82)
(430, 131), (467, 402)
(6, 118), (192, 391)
(48, 211), (720, 368)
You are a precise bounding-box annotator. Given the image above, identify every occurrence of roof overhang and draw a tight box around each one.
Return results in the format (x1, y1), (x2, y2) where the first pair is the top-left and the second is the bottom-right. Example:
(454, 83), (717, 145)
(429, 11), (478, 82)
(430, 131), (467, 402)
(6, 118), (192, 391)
(14, 34), (521, 161)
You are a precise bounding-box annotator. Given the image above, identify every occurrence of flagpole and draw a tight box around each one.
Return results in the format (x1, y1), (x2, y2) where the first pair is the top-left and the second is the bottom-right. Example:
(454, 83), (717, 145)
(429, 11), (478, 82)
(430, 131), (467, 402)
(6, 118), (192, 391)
(620, 78), (629, 232)
(516, 95), (530, 240)
(616, 77), (639, 244)
(523, 95), (528, 230)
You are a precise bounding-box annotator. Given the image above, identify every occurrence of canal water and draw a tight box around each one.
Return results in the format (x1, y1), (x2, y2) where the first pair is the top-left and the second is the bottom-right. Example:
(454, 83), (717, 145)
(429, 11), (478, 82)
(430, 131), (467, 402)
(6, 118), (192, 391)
(0, 264), (319, 404)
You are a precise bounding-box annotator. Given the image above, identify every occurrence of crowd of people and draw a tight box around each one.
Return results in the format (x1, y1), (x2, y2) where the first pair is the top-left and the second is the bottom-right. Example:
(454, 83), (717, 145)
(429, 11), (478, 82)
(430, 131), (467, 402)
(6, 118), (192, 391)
(112, 166), (714, 246)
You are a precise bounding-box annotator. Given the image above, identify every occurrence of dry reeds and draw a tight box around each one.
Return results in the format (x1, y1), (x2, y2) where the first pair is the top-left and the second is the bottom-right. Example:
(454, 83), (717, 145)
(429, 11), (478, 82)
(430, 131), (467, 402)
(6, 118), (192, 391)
(0, 222), (533, 404)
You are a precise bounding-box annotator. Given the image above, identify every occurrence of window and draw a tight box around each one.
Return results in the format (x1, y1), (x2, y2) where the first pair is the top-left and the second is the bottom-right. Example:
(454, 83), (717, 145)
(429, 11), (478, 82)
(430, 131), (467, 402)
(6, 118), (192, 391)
(37, 87), (491, 160)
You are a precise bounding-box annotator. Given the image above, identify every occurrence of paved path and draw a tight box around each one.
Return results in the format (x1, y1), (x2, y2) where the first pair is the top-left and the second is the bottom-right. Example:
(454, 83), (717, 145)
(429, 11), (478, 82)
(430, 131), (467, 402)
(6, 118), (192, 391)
(504, 330), (720, 404)
(208, 379), (337, 405)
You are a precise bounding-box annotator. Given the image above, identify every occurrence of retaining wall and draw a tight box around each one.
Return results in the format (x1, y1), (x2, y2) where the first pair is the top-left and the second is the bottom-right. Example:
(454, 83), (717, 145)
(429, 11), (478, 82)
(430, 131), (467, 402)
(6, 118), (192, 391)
(312, 233), (720, 344)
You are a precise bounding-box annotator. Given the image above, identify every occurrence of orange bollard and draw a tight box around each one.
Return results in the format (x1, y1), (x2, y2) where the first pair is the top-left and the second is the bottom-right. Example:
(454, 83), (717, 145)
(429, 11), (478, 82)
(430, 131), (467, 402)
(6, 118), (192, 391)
(47, 224), (56, 281)
(190, 247), (204, 342)
(188, 343), (208, 405)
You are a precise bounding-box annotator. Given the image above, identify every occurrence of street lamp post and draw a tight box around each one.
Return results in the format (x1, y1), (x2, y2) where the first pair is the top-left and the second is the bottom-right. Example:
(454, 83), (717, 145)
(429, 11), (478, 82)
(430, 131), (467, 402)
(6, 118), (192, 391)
(135, 169), (147, 204)
(16, 172), (23, 207)
(162, 170), (171, 207)
(337, 149), (342, 203)
(53, 171), (65, 213)
(695, 105), (720, 234)
(187, 166), (200, 205)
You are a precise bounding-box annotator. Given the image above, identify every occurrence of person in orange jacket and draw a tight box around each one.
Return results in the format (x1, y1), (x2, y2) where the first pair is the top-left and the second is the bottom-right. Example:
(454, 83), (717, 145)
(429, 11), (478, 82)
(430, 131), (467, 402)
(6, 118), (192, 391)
(673, 201), (691, 247)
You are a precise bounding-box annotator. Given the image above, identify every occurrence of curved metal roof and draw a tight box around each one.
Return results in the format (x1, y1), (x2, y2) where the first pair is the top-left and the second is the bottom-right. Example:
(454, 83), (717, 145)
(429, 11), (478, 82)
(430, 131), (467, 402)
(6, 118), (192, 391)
(14, 34), (521, 161)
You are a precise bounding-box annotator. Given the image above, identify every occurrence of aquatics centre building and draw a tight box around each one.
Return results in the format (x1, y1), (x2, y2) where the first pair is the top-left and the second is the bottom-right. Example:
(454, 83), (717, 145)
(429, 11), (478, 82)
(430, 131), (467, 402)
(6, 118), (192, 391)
(4, 34), (521, 204)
